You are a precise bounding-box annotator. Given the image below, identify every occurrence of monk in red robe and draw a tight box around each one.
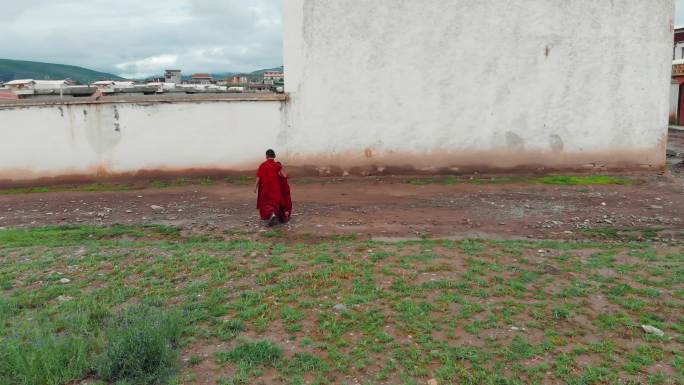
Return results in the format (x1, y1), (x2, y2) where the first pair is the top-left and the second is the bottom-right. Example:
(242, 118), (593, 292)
(255, 149), (291, 225)
(277, 161), (292, 223)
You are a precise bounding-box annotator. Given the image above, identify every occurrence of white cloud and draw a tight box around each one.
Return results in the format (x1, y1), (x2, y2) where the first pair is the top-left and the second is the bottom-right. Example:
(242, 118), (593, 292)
(0, 0), (283, 77)
(116, 55), (179, 79)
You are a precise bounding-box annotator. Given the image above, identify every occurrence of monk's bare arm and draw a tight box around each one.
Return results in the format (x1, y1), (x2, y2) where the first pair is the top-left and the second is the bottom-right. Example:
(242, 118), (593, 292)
(254, 177), (260, 194)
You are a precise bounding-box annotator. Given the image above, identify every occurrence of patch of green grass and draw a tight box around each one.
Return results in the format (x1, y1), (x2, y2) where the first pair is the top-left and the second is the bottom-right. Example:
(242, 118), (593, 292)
(216, 340), (282, 368)
(0, 225), (180, 248)
(150, 178), (192, 189)
(285, 352), (330, 375)
(96, 306), (184, 385)
(0, 183), (132, 196)
(188, 355), (203, 366)
(470, 176), (521, 185)
(263, 229), (285, 238)
(581, 227), (662, 242)
(224, 176), (255, 186)
(407, 176), (458, 186)
(534, 175), (635, 186)
(281, 306), (305, 333)
(0, 331), (92, 385)
(0, 225), (682, 385)
(213, 319), (246, 341)
(405, 175), (636, 187)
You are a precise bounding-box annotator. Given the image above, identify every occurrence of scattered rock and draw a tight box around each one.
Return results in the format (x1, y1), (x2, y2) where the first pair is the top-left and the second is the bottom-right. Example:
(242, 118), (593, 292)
(649, 205), (663, 210)
(150, 205), (164, 212)
(333, 304), (348, 313)
(57, 295), (74, 302)
(59, 278), (71, 284)
(428, 380), (438, 385)
(641, 325), (665, 337)
(125, 210), (133, 214)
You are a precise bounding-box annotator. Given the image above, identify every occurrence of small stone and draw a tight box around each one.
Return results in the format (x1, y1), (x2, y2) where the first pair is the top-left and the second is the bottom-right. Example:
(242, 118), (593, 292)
(511, 326), (520, 331)
(150, 205), (164, 212)
(641, 325), (665, 337)
(59, 278), (71, 284)
(333, 304), (348, 313)
(649, 205), (663, 210)
(428, 380), (438, 385)
(57, 295), (74, 302)
(125, 210), (133, 214)
(601, 202), (607, 206)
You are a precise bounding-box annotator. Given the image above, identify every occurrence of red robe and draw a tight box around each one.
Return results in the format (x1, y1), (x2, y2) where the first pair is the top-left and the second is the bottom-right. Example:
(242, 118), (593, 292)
(257, 159), (283, 220)
(277, 162), (293, 222)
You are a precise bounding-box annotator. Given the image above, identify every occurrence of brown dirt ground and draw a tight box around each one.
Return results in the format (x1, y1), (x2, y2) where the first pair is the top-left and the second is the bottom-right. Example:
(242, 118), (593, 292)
(0, 172), (682, 241)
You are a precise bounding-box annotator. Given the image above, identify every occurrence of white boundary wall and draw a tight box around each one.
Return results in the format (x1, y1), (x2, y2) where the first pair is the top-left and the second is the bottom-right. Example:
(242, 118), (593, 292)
(283, 0), (674, 171)
(0, 100), (284, 181)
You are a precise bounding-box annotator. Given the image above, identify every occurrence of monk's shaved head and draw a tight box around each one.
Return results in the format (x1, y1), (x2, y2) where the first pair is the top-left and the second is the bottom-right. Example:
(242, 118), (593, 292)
(266, 149), (276, 158)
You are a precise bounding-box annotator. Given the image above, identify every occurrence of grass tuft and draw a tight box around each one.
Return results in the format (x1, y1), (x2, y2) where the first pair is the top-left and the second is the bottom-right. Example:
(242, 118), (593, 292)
(96, 306), (184, 385)
(0, 332), (92, 385)
(216, 340), (282, 368)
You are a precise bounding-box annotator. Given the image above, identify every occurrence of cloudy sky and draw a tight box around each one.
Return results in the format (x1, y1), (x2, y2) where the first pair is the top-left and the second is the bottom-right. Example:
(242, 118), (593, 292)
(1, 0), (282, 78)
(0, 1), (682, 78)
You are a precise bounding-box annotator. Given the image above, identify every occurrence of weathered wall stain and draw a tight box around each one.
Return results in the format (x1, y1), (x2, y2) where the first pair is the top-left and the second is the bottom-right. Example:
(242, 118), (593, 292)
(505, 132), (526, 151)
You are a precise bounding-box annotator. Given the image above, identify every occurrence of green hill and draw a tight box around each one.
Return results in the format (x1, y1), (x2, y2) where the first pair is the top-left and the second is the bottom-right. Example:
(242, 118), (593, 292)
(0, 59), (123, 84)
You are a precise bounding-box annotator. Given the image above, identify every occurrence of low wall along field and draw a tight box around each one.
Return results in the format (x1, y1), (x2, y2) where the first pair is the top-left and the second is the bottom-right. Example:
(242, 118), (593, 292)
(0, 96), (286, 183)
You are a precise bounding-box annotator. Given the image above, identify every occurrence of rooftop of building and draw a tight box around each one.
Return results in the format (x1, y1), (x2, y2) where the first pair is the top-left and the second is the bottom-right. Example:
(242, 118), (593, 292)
(0, 92), (287, 108)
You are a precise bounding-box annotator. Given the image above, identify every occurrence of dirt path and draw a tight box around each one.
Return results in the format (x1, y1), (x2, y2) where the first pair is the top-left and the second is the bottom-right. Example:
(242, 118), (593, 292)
(1, 174), (682, 241)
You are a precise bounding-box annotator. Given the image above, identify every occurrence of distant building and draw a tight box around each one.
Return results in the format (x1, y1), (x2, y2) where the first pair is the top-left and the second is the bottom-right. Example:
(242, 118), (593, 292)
(671, 61), (684, 125)
(263, 71), (284, 85)
(4, 79), (36, 92)
(216, 75), (249, 87)
(675, 28), (684, 60)
(671, 27), (684, 125)
(3, 79), (94, 99)
(92, 81), (136, 90)
(4, 79), (74, 94)
(165, 70), (182, 84)
(228, 74), (249, 85)
(190, 73), (213, 85)
(0, 82), (17, 100)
